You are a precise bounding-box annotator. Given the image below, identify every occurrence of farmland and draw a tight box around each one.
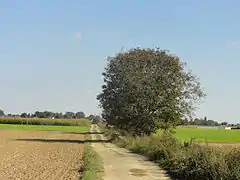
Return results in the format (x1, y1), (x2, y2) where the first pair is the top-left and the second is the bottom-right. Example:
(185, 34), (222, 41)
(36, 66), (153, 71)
(0, 130), (85, 179)
(157, 127), (240, 143)
(0, 118), (91, 180)
(0, 117), (90, 126)
(0, 124), (89, 132)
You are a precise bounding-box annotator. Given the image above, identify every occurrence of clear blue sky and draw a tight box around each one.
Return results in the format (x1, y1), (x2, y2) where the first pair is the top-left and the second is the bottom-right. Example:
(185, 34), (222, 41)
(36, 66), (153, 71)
(0, 1), (240, 123)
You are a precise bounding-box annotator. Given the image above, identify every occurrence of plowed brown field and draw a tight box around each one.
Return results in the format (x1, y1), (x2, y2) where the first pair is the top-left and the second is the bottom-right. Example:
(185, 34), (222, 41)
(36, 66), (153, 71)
(0, 130), (84, 180)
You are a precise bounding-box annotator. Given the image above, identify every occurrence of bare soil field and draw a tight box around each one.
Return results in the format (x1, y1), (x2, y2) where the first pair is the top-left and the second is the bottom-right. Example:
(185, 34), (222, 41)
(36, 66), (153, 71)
(0, 130), (84, 180)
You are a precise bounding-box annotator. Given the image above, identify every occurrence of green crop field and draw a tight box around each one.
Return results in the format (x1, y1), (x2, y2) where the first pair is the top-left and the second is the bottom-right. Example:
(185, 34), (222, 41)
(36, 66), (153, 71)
(157, 127), (240, 143)
(0, 124), (89, 132)
(0, 117), (90, 126)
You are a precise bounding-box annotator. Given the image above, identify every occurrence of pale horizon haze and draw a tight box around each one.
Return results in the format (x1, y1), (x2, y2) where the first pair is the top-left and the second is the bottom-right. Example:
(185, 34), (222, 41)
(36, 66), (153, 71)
(1, 1), (240, 123)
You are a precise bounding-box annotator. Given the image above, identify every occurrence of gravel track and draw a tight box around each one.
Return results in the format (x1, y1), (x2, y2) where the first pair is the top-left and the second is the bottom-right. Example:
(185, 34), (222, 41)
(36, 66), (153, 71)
(0, 130), (84, 180)
(90, 125), (172, 180)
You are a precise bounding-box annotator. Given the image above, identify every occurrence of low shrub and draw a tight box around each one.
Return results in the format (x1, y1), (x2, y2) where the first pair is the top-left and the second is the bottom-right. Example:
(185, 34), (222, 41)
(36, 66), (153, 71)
(169, 146), (231, 179)
(0, 118), (90, 126)
(224, 148), (240, 179)
(104, 127), (240, 180)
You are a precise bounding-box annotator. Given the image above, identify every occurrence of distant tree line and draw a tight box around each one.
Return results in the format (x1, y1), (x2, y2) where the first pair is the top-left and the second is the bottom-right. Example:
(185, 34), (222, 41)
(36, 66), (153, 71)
(178, 116), (235, 126)
(182, 116), (219, 126)
(0, 109), (104, 122)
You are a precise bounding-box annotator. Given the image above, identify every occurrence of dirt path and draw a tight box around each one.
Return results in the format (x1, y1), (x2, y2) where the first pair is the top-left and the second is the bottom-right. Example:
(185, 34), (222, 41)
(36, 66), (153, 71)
(90, 124), (172, 180)
(0, 130), (84, 180)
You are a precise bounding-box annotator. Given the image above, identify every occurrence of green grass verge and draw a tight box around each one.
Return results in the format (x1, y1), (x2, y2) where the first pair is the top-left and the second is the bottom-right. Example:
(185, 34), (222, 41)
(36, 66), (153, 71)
(156, 127), (240, 143)
(0, 124), (89, 132)
(80, 135), (103, 180)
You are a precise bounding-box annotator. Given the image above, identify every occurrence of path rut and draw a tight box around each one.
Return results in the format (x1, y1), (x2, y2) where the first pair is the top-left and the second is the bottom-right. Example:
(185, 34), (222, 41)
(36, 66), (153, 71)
(90, 124), (172, 180)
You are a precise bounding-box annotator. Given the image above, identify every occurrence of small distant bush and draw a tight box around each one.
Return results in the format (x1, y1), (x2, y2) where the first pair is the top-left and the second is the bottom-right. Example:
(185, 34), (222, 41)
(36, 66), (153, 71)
(105, 128), (240, 180)
(0, 118), (90, 126)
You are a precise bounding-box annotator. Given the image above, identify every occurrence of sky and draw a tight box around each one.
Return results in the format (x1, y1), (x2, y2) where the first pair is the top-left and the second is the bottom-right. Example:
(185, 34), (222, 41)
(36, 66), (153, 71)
(0, 1), (240, 123)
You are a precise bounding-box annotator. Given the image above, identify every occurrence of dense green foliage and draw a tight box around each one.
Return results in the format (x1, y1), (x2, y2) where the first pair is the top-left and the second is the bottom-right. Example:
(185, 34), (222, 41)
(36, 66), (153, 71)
(104, 128), (240, 180)
(0, 118), (90, 126)
(97, 48), (205, 136)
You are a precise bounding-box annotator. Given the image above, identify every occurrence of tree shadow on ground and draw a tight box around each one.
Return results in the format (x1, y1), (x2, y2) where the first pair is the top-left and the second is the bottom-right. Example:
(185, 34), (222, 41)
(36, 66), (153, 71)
(61, 131), (104, 135)
(15, 138), (111, 144)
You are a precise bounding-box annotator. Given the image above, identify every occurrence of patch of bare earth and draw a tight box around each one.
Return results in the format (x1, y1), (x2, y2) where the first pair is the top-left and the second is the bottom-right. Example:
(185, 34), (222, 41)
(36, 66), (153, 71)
(0, 130), (84, 180)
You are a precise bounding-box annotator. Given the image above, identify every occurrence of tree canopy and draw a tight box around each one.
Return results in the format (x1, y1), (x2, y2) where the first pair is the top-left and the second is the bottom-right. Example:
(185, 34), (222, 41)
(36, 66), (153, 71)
(97, 47), (206, 136)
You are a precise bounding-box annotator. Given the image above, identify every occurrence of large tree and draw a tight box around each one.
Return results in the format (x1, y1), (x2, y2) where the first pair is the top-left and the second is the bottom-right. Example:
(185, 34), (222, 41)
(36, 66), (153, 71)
(97, 48), (205, 136)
